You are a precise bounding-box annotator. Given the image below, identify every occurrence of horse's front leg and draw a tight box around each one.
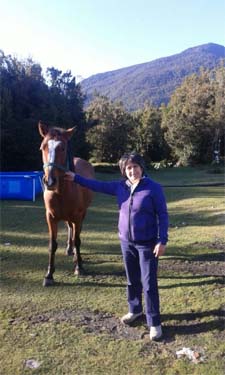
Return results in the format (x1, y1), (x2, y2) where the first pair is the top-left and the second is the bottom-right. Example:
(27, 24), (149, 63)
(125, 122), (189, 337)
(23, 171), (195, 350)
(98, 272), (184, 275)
(43, 217), (58, 286)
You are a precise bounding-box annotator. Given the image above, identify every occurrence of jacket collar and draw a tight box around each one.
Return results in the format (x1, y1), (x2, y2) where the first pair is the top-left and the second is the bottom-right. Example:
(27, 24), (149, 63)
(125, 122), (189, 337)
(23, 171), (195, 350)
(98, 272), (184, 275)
(125, 176), (148, 192)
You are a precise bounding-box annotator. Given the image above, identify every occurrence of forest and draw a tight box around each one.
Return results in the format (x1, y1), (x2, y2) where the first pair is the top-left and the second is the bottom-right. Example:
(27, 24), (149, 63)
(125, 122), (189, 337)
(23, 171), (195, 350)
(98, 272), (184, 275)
(1, 50), (224, 171)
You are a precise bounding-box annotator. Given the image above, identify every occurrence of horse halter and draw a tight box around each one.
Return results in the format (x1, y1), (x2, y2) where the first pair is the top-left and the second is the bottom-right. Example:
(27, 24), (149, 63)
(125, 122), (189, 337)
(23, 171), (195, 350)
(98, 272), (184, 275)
(43, 162), (69, 172)
(43, 139), (71, 173)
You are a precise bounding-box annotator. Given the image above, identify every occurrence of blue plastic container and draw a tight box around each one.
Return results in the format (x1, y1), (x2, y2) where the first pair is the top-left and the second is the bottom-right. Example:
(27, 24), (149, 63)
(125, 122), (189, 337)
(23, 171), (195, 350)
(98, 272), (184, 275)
(0, 171), (43, 201)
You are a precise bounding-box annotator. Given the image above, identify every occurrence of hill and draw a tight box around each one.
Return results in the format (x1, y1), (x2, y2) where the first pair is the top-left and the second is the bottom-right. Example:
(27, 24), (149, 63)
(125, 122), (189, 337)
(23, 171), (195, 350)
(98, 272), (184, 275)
(80, 43), (225, 111)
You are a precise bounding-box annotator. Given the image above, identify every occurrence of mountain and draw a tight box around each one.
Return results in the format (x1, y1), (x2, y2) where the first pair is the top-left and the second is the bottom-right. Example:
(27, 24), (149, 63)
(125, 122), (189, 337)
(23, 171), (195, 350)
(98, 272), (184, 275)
(80, 43), (225, 111)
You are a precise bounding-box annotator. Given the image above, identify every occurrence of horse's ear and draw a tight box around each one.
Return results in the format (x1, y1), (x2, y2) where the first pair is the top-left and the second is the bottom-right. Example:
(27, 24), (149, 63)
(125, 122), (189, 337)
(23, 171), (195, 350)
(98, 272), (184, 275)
(38, 121), (49, 137)
(65, 127), (76, 140)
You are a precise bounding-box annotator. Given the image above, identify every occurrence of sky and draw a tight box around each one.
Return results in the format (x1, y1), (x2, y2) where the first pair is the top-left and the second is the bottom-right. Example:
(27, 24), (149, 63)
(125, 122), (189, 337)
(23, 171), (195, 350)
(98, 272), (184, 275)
(1, 0), (225, 80)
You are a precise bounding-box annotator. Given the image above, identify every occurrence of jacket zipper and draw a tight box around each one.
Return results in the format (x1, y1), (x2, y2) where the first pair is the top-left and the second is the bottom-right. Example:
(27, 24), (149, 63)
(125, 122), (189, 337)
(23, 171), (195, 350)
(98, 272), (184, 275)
(128, 192), (134, 241)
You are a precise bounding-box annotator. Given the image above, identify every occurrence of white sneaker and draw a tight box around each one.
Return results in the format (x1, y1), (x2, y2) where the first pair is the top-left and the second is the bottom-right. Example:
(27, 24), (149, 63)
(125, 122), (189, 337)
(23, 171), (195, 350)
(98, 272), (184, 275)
(150, 325), (162, 340)
(120, 312), (142, 324)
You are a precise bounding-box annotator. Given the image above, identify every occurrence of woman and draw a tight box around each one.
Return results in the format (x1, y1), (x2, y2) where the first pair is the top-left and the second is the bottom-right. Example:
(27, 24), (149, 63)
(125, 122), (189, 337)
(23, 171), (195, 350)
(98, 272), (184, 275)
(65, 153), (169, 340)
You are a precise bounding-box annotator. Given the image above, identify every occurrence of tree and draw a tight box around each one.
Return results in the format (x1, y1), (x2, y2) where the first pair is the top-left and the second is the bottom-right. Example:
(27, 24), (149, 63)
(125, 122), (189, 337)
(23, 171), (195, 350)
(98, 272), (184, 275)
(85, 95), (134, 162)
(131, 104), (169, 162)
(46, 68), (87, 158)
(162, 66), (225, 165)
(0, 51), (87, 170)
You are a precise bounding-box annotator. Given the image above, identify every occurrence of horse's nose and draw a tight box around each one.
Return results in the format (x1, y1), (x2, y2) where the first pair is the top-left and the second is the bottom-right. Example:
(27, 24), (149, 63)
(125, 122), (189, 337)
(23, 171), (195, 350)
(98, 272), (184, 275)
(47, 175), (56, 188)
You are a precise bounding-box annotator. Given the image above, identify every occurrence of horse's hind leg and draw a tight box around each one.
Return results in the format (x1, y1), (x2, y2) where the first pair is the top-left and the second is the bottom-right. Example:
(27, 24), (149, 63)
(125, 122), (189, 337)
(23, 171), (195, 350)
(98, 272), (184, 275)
(74, 231), (82, 276)
(73, 221), (84, 276)
(65, 222), (74, 256)
(43, 218), (58, 286)
(65, 221), (84, 276)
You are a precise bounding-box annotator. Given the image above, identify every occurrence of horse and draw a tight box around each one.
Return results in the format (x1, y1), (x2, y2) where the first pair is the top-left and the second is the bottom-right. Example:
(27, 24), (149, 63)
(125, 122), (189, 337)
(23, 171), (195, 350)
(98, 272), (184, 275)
(38, 121), (94, 286)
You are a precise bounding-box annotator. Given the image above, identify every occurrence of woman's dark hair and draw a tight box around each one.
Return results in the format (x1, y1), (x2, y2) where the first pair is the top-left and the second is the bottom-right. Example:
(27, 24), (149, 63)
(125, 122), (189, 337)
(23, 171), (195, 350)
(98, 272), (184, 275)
(118, 152), (145, 177)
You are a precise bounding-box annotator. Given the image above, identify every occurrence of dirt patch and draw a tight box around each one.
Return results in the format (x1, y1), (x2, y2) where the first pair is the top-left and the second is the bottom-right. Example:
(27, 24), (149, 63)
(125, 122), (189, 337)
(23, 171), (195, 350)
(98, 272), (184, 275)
(9, 309), (146, 340)
(9, 305), (225, 344)
(160, 257), (225, 276)
(161, 240), (225, 276)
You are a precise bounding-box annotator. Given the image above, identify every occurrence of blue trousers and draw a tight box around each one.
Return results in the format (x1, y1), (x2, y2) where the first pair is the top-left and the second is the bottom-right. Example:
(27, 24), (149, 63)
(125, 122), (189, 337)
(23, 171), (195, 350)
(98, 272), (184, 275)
(120, 240), (161, 327)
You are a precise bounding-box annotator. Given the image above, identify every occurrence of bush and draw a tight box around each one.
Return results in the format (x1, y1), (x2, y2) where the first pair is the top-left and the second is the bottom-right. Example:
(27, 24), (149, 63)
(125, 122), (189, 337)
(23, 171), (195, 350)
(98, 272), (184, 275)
(150, 160), (173, 170)
(92, 162), (119, 174)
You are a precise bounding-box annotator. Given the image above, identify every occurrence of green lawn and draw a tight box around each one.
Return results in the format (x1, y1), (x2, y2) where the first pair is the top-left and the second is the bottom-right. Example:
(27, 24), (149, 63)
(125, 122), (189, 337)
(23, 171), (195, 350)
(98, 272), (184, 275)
(0, 166), (224, 375)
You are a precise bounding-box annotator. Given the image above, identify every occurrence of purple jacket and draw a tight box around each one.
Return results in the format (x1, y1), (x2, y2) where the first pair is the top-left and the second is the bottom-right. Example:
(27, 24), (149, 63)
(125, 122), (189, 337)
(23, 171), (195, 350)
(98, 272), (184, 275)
(74, 175), (169, 245)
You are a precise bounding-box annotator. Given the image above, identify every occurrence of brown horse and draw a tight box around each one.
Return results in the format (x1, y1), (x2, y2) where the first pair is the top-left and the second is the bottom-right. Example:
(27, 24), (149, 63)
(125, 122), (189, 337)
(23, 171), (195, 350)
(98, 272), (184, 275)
(38, 121), (94, 286)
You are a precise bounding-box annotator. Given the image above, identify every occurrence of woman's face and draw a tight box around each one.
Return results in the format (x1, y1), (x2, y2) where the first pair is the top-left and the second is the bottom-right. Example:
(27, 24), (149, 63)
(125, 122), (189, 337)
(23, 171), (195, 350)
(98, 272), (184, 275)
(125, 161), (143, 184)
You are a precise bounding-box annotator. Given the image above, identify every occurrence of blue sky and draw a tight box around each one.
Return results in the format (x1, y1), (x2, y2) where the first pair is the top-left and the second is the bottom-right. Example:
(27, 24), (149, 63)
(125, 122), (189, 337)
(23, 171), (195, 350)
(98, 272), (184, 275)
(1, 0), (224, 79)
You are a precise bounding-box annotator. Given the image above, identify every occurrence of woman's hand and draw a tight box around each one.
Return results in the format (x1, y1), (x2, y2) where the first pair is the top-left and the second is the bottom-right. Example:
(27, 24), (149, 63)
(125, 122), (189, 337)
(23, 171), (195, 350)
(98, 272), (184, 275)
(64, 171), (75, 181)
(153, 243), (166, 257)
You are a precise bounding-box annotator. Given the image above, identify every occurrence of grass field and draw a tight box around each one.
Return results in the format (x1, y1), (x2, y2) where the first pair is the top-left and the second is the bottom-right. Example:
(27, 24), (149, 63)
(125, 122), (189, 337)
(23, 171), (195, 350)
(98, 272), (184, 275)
(1, 166), (225, 374)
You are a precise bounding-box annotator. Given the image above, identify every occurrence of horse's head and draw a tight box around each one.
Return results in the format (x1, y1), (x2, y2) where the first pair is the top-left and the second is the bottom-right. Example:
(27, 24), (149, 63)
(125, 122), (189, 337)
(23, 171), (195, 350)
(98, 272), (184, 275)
(38, 121), (75, 191)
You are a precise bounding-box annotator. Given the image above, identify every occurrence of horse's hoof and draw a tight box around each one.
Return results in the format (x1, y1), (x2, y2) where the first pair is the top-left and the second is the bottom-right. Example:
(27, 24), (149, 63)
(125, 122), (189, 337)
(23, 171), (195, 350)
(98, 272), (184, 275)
(74, 269), (80, 276)
(43, 277), (54, 287)
(74, 267), (85, 276)
(66, 248), (74, 256)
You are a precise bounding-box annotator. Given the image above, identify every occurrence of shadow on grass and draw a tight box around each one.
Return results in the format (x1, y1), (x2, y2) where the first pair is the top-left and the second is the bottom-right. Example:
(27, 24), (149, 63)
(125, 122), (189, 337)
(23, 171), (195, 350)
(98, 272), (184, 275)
(162, 308), (225, 321)
(191, 252), (225, 261)
(163, 320), (224, 339)
(0, 245), (122, 276)
(159, 277), (224, 289)
(165, 186), (225, 204)
(0, 272), (125, 290)
(162, 308), (225, 339)
(162, 248), (225, 260)
(168, 210), (225, 227)
(54, 280), (124, 288)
